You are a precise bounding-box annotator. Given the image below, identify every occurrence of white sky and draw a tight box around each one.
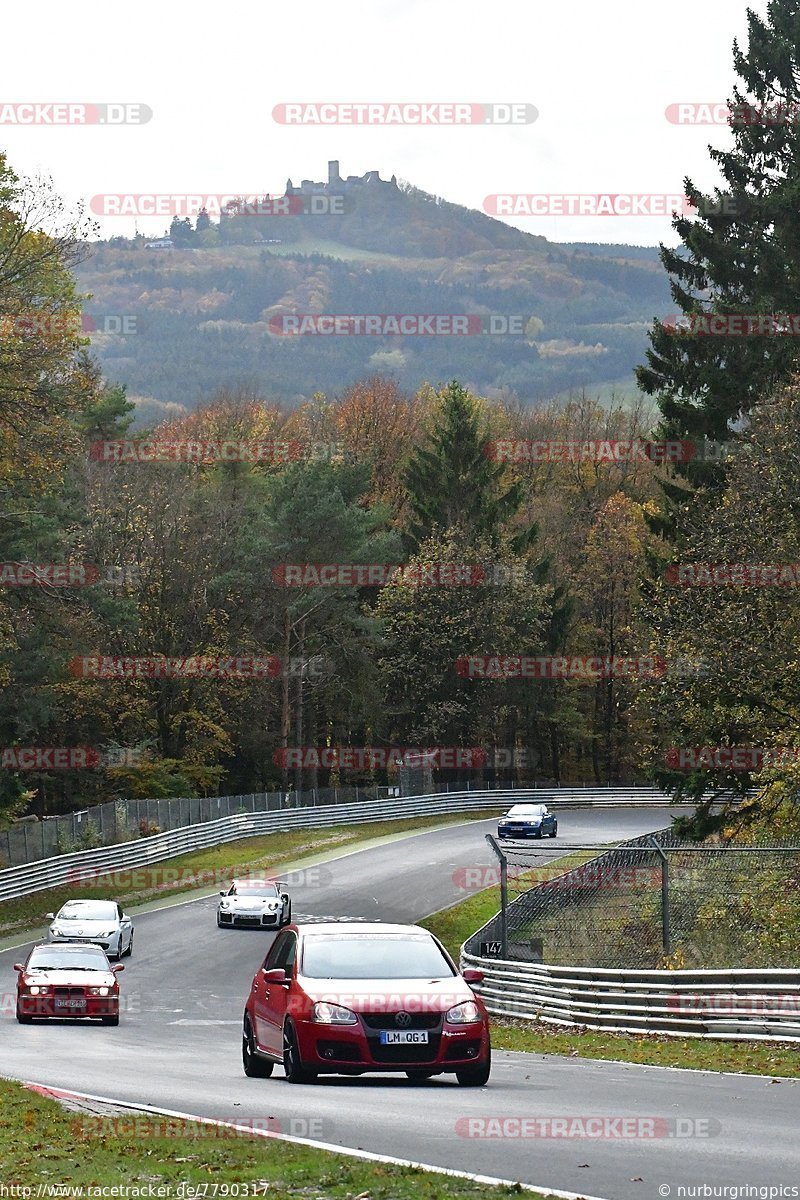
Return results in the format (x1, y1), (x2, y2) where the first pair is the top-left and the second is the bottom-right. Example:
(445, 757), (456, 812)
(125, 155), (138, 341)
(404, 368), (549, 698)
(0, 0), (769, 246)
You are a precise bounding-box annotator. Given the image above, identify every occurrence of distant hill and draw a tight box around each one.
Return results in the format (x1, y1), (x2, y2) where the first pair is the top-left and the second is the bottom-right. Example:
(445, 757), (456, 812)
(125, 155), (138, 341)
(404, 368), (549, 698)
(76, 163), (671, 418)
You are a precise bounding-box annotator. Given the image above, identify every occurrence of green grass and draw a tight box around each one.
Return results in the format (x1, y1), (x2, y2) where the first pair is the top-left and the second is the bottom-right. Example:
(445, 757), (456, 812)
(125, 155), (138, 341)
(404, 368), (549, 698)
(420, 854), (800, 1079)
(0, 1078), (548, 1197)
(0, 810), (499, 944)
(490, 1018), (800, 1077)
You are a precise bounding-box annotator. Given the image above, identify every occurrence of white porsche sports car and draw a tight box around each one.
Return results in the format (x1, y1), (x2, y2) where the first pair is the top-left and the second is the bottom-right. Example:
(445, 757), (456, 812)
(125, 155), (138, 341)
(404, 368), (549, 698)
(217, 879), (291, 929)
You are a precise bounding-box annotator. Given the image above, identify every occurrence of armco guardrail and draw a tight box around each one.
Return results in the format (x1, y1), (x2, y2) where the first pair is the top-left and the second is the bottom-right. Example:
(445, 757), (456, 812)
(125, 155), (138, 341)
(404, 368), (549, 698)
(0, 786), (677, 902)
(459, 952), (800, 1041)
(0, 778), (664, 868)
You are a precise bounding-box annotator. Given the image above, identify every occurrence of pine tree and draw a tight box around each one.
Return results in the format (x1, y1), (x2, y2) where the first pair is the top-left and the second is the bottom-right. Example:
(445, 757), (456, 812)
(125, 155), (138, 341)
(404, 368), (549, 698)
(403, 380), (530, 550)
(637, 0), (800, 495)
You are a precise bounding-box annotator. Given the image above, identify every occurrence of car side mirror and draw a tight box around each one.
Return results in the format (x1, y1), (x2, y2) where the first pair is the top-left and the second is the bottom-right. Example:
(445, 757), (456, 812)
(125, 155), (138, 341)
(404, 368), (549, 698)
(13, 963), (23, 972)
(112, 964), (125, 973)
(45, 913), (54, 920)
(261, 967), (288, 983)
(462, 968), (484, 984)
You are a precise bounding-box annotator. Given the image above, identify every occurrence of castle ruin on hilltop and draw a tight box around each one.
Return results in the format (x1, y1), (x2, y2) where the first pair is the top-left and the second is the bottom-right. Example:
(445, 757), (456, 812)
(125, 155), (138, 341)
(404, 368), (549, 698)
(285, 160), (398, 196)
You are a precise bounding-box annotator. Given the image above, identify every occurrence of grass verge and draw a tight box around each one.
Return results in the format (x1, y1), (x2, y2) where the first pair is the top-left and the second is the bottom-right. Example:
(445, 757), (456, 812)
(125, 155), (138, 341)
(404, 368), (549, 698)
(0, 1078), (545, 1198)
(420, 855), (800, 1079)
(489, 1017), (800, 1078)
(0, 811), (499, 943)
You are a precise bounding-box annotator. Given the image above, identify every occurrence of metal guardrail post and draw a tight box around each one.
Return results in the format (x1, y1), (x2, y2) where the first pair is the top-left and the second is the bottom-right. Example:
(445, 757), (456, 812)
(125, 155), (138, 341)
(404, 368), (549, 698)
(648, 836), (671, 956)
(485, 833), (508, 959)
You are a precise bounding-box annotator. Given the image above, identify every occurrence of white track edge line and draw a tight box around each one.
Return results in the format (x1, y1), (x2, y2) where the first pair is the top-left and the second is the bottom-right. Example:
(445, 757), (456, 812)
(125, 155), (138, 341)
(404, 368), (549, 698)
(19, 1080), (612, 1200)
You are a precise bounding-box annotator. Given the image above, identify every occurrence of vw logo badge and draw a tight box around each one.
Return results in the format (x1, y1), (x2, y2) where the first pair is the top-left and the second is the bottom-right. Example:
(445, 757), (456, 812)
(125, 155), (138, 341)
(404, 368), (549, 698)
(395, 1011), (412, 1028)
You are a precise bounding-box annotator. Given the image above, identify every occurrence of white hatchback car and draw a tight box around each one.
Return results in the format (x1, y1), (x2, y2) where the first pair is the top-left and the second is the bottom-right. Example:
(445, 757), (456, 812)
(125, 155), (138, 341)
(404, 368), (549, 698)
(46, 899), (134, 960)
(217, 879), (291, 929)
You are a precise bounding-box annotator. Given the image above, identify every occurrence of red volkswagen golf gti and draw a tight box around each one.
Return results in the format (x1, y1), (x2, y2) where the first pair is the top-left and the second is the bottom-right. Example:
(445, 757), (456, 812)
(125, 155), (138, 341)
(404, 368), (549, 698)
(242, 922), (491, 1085)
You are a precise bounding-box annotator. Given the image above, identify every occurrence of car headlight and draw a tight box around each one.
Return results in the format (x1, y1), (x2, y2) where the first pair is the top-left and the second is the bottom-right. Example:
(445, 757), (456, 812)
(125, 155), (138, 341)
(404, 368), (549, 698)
(311, 1001), (358, 1025)
(219, 901), (231, 910)
(49, 925), (62, 935)
(445, 1000), (482, 1024)
(27, 985), (51, 996)
(89, 986), (111, 997)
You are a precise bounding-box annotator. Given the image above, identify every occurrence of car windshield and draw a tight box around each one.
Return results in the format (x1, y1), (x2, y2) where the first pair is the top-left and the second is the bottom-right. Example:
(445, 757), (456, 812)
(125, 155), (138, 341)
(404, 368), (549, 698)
(28, 947), (109, 971)
(301, 933), (456, 979)
(233, 885), (278, 898)
(56, 901), (118, 921)
(507, 805), (546, 818)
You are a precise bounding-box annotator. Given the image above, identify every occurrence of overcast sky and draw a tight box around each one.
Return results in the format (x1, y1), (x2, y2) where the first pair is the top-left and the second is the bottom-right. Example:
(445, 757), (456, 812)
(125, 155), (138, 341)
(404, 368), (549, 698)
(0, 0), (770, 247)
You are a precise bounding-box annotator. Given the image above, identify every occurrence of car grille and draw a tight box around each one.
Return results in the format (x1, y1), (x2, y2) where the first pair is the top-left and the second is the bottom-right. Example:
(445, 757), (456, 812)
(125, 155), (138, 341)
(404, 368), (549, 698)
(360, 1012), (441, 1032)
(53, 987), (87, 1002)
(359, 1011), (443, 1063)
(228, 913), (278, 926)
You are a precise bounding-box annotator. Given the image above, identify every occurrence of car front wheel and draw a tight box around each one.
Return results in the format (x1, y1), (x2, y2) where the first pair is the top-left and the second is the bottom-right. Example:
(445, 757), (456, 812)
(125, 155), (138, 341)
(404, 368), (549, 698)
(101, 1014), (119, 1026)
(242, 1015), (274, 1078)
(282, 1021), (316, 1083)
(16, 1007), (33, 1025)
(456, 1051), (491, 1087)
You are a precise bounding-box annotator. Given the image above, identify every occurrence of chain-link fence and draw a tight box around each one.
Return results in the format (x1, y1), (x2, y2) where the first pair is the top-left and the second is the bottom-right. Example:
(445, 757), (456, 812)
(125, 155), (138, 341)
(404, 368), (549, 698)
(466, 828), (800, 970)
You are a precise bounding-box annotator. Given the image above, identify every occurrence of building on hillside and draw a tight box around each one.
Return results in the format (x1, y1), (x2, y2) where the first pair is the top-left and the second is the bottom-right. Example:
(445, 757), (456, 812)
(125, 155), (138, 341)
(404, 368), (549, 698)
(285, 161), (398, 196)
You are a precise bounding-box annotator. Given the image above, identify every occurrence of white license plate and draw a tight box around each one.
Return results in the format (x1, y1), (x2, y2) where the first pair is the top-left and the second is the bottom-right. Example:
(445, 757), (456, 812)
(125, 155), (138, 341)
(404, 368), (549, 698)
(55, 999), (86, 1009)
(379, 1030), (428, 1045)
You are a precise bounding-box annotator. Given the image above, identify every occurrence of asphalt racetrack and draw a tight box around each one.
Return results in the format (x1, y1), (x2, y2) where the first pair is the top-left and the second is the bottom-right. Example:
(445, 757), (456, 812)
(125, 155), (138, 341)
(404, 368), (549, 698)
(2, 808), (798, 1198)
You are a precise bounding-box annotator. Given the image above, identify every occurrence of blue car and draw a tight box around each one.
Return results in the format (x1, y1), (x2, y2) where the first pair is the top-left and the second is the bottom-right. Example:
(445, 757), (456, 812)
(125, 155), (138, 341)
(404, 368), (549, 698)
(497, 803), (558, 840)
